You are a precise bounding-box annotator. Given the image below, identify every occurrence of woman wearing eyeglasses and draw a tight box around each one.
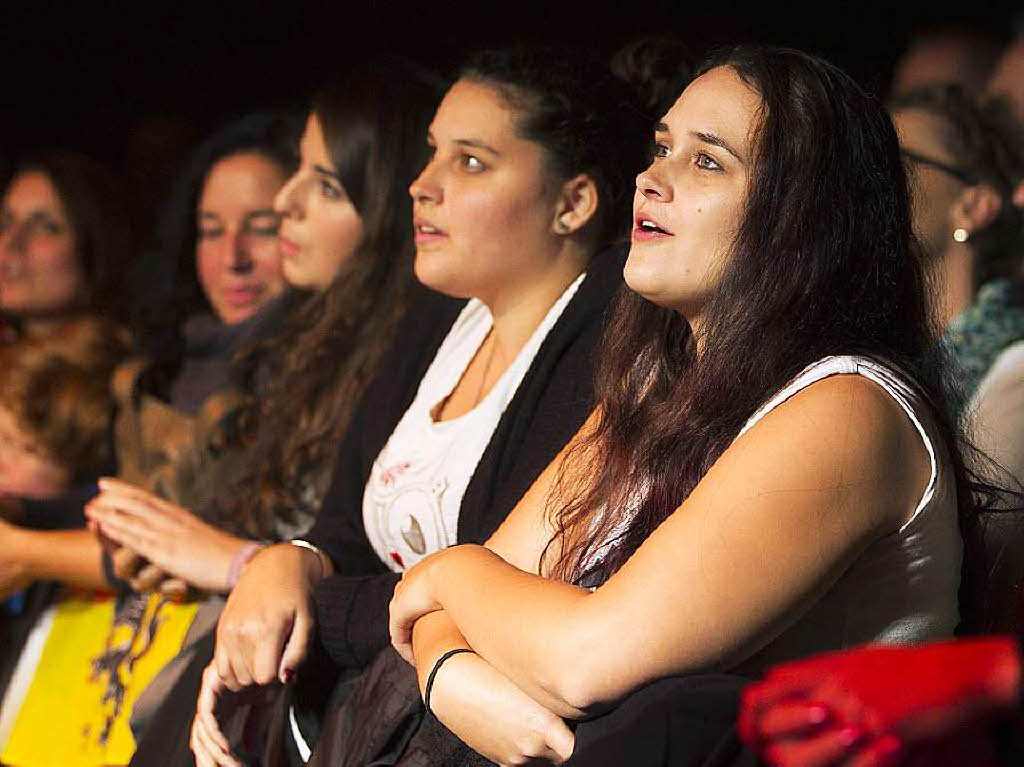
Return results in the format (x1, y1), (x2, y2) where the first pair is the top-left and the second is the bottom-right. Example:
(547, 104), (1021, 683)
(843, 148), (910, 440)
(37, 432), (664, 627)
(891, 86), (1024, 460)
(891, 85), (1024, 637)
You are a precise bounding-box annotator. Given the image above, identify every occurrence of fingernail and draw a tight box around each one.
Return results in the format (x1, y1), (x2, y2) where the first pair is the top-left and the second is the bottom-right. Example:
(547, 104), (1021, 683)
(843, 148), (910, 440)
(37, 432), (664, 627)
(838, 725), (862, 746)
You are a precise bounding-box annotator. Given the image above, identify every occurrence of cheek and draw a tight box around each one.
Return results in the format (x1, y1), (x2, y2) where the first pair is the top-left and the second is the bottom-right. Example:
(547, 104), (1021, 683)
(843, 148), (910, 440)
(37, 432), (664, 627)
(249, 238), (285, 282)
(21, 237), (83, 305)
(195, 243), (222, 291)
(449, 186), (549, 270)
(0, 452), (66, 497)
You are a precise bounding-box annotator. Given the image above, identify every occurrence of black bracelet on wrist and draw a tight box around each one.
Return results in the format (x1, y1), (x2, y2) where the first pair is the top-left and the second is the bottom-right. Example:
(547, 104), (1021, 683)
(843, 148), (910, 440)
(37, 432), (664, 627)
(424, 648), (476, 716)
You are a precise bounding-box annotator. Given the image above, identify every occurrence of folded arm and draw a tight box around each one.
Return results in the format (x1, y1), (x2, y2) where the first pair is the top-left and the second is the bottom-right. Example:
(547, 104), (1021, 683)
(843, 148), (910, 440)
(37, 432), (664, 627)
(393, 375), (931, 715)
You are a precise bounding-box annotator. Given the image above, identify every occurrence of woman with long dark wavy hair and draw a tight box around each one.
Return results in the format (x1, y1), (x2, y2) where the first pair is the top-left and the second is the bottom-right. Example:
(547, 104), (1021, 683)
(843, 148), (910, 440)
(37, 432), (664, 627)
(71, 63), (441, 765)
(89, 61), (440, 592)
(192, 44), (650, 766)
(385, 45), (977, 765)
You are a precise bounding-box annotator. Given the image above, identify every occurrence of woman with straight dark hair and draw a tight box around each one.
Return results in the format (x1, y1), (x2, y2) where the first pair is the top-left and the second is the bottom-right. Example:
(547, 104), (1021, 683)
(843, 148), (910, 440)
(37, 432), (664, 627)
(384, 45), (976, 765)
(192, 44), (651, 766)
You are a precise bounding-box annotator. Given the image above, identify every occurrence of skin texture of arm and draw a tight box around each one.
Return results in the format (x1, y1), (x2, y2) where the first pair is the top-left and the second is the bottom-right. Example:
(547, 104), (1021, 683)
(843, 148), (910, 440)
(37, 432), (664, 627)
(413, 610), (575, 764)
(0, 524), (108, 594)
(393, 374), (932, 716)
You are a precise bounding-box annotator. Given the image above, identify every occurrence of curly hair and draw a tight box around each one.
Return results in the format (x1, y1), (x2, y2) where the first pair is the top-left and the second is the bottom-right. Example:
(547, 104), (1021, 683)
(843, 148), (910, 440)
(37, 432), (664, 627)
(0, 316), (131, 482)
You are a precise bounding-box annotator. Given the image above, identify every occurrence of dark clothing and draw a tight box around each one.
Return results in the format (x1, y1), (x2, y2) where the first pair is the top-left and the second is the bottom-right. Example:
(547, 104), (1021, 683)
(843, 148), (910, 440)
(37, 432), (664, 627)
(567, 675), (755, 767)
(130, 251), (623, 766)
(307, 248), (623, 673)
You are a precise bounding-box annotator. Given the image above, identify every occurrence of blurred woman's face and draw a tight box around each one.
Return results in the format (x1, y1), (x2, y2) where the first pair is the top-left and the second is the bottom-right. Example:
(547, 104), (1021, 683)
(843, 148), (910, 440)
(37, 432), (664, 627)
(274, 113), (365, 290)
(196, 151), (288, 325)
(0, 171), (85, 318)
(0, 405), (68, 499)
(627, 66), (757, 320)
(408, 79), (566, 305)
(892, 108), (965, 257)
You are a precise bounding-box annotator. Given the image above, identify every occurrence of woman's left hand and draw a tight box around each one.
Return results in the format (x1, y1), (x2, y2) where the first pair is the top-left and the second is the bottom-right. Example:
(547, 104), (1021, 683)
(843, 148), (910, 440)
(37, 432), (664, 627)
(85, 478), (248, 593)
(389, 547), (467, 664)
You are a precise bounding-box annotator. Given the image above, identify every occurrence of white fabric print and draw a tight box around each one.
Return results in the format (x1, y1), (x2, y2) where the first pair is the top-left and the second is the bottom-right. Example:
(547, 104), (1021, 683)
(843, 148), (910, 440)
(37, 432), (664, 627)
(363, 273), (584, 572)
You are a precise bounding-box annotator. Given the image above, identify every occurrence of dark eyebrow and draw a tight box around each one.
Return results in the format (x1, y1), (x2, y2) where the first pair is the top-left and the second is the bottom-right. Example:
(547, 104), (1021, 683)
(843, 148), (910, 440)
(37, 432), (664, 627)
(691, 131), (744, 164)
(454, 138), (500, 156)
(244, 209), (279, 221)
(313, 165), (344, 182)
(199, 211), (219, 219)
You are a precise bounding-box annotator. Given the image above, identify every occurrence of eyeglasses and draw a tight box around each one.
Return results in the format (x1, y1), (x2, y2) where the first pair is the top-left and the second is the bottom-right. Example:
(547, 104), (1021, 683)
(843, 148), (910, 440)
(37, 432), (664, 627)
(901, 149), (976, 186)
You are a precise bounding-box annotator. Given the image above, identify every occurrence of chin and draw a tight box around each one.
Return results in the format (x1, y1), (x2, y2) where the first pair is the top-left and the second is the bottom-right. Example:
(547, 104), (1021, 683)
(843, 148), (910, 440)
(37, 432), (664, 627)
(413, 252), (474, 300)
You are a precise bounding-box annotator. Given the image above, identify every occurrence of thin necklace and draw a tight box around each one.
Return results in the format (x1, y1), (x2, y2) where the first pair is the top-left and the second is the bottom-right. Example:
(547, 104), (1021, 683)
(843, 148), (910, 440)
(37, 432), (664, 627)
(472, 329), (498, 408)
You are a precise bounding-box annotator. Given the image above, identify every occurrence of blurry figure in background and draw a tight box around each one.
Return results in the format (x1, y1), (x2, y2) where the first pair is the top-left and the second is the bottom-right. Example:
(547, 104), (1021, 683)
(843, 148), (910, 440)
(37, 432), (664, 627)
(890, 26), (1002, 97)
(0, 317), (132, 749)
(112, 112), (296, 511)
(891, 86), (1024, 444)
(986, 32), (1024, 123)
(0, 152), (135, 335)
(610, 36), (695, 123)
(891, 84), (1024, 635)
(0, 112), (296, 767)
(109, 62), (442, 767)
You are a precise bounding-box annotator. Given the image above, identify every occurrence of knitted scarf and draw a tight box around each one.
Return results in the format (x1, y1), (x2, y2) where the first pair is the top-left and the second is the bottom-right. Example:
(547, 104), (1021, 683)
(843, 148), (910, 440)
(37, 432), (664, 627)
(945, 279), (1024, 405)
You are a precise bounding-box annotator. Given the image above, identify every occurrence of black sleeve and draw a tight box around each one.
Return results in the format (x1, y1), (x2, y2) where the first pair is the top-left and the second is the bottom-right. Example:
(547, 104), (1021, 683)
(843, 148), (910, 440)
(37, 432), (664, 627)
(16, 483), (98, 530)
(301, 286), (465, 670)
(308, 247), (625, 672)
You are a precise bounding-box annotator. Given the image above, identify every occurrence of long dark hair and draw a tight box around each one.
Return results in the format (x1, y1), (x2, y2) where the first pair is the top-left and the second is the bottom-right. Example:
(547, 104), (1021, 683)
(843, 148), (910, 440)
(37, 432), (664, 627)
(136, 111), (300, 394)
(460, 44), (652, 251)
(889, 85), (1024, 286)
(548, 45), (978, 582)
(216, 60), (443, 538)
(6, 152), (134, 322)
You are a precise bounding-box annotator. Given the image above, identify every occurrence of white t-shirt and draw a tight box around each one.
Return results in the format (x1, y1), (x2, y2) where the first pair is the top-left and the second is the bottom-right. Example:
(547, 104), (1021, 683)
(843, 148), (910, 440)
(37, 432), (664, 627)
(363, 274), (585, 571)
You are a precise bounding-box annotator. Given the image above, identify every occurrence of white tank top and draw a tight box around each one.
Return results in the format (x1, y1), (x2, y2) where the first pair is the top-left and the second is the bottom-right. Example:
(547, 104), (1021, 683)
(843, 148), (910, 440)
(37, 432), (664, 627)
(732, 355), (962, 673)
(362, 274), (585, 572)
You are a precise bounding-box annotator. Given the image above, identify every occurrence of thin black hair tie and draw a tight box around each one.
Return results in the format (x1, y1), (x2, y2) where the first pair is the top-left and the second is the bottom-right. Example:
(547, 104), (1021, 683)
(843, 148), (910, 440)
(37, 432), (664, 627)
(424, 648), (476, 716)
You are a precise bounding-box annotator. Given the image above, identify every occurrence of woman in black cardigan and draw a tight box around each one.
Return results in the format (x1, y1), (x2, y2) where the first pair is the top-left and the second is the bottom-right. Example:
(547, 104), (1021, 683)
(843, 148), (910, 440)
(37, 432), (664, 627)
(192, 45), (653, 765)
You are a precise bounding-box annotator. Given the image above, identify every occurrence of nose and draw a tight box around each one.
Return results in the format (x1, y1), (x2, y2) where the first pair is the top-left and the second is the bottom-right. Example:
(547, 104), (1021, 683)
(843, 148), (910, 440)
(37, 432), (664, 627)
(636, 165), (671, 203)
(409, 159), (442, 205)
(274, 169), (304, 220)
(0, 221), (27, 256)
(227, 230), (254, 274)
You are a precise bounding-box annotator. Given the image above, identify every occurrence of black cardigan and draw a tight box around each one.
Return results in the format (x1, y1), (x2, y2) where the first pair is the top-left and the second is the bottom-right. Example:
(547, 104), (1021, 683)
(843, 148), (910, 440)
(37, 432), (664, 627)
(307, 246), (625, 671)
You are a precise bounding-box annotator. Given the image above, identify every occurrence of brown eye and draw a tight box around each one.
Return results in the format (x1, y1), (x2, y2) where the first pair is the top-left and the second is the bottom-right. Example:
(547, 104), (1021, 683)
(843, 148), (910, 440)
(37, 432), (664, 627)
(694, 152), (723, 171)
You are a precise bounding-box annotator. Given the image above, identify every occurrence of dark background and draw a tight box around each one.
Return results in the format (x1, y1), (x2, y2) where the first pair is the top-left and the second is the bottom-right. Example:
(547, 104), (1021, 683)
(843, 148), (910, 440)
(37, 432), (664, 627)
(2, 0), (1018, 178)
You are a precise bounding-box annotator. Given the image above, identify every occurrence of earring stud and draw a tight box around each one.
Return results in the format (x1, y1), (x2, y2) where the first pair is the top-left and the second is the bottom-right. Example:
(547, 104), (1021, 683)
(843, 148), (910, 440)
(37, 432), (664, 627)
(953, 228), (969, 243)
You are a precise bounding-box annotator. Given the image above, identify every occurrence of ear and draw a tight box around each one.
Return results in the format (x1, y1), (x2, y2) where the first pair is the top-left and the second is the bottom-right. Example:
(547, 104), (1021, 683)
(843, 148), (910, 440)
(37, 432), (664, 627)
(551, 174), (599, 236)
(1013, 181), (1024, 210)
(950, 183), (1003, 236)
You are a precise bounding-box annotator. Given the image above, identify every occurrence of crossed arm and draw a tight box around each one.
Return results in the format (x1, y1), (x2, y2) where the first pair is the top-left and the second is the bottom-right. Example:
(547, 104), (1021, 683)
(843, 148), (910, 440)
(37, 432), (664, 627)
(393, 374), (933, 721)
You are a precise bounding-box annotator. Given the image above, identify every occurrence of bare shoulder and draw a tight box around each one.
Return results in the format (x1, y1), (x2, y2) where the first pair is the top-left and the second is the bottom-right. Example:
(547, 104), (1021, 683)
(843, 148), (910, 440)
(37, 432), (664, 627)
(703, 372), (932, 529)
